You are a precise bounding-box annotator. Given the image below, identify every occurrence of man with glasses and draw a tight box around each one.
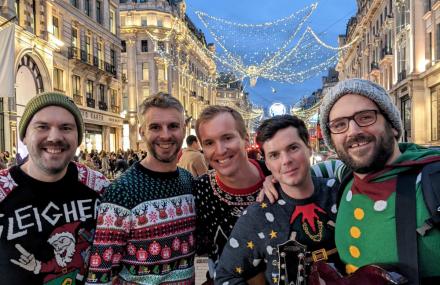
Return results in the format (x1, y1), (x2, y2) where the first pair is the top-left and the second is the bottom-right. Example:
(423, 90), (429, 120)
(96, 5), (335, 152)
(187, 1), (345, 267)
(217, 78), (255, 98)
(319, 78), (440, 282)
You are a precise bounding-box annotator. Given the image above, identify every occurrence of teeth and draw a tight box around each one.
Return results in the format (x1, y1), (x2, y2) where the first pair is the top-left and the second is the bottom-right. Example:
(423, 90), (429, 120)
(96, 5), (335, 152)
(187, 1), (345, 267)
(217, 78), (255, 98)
(350, 141), (368, 148)
(158, 143), (172, 149)
(217, 158), (231, 164)
(46, 148), (62, 154)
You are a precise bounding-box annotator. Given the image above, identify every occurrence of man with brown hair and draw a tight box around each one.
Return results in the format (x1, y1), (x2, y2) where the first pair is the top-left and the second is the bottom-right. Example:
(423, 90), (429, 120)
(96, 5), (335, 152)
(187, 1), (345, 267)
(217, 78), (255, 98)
(194, 105), (271, 283)
(86, 93), (196, 285)
(178, 135), (208, 177)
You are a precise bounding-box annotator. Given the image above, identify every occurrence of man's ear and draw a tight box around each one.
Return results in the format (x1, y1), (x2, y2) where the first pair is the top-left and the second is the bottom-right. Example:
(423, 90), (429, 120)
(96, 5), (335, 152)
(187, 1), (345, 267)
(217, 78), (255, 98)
(139, 127), (144, 137)
(393, 128), (398, 138)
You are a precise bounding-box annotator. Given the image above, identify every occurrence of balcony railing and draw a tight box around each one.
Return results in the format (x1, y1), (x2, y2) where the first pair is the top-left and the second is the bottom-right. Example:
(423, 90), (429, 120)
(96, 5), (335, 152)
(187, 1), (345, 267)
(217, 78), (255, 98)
(73, 94), (83, 105)
(68, 47), (117, 77)
(86, 97), (95, 108)
(98, 101), (108, 111)
(381, 47), (393, 58)
(370, 62), (379, 70)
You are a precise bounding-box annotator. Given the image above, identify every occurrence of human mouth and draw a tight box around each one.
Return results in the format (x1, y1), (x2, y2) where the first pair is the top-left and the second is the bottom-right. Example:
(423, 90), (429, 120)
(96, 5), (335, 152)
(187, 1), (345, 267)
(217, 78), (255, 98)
(158, 143), (174, 149)
(44, 148), (63, 154)
(349, 141), (370, 149)
(216, 156), (233, 165)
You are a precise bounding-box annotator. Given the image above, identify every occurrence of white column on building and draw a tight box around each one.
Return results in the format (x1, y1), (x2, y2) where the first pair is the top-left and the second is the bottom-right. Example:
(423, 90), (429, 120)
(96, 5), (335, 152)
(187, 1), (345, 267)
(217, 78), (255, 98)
(127, 37), (138, 149)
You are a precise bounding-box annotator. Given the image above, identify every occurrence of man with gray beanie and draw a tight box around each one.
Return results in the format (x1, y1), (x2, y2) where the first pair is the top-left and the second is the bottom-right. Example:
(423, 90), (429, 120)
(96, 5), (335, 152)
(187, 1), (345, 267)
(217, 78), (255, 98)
(318, 78), (440, 283)
(0, 92), (109, 284)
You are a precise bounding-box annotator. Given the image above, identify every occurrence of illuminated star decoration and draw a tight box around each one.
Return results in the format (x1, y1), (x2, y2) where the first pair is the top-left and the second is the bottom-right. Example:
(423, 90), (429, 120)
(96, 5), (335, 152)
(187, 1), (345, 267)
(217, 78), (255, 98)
(269, 230), (278, 239)
(260, 202), (268, 209)
(196, 2), (358, 87)
(247, 241), (255, 249)
(235, 266), (243, 274)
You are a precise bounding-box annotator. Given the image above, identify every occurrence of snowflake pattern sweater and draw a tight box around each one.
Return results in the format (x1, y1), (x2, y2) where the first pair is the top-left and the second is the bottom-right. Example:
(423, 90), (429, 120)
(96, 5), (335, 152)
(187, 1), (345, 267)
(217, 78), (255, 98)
(0, 162), (109, 285)
(86, 162), (196, 285)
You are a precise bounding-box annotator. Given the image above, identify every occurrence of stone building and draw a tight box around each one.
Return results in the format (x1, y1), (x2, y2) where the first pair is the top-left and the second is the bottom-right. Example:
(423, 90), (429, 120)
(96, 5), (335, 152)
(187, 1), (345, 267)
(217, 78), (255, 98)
(0, 0), (123, 154)
(119, 0), (217, 149)
(337, 0), (440, 145)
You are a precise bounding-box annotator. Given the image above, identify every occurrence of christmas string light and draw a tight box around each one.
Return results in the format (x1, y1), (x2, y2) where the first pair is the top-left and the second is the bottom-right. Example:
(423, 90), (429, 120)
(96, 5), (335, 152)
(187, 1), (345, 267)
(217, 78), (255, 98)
(195, 2), (356, 87)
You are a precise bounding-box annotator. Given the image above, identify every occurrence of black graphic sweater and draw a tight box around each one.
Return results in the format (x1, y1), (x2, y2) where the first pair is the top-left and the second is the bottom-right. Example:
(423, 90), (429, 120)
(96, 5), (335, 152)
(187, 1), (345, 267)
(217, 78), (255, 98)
(0, 162), (109, 285)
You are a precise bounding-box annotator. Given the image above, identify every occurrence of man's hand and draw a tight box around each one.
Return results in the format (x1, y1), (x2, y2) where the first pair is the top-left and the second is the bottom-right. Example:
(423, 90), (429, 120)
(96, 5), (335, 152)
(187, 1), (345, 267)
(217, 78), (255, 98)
(10, 244), (41, 274)
(257, 175), (279, 203)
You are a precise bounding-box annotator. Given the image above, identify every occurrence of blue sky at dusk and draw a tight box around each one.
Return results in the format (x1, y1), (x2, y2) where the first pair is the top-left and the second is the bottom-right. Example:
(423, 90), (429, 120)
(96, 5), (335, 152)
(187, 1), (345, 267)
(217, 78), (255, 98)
(185, 0), (357, 110)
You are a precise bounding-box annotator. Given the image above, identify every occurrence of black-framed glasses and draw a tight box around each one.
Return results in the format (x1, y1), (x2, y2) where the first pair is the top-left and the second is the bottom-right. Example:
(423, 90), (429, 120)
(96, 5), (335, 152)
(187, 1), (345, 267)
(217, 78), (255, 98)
(327, 110), (379, 134)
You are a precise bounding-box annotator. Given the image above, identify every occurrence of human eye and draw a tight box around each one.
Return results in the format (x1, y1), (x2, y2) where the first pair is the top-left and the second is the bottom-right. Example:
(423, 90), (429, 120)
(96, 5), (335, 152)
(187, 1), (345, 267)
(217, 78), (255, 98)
(149, 124), (160, 131)
(268, 152), (279, 160)
(169, 123), (180, 129)
(203, 140), (213, 147)
(329, 119), (347, 132)
(356, 111), (375, 123)
(289, 144), (298, 151)
(35, 124), (48, 130)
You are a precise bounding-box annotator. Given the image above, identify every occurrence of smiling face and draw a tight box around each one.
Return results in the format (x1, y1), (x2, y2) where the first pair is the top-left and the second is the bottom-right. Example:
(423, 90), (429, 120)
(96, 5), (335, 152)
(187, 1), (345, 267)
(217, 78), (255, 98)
(262, 126), (312, 191)
(23, 106), (78, 181)
(198, 112), (248, 181)
(140, 107), (185, 171)
(329, 94), (399, 174)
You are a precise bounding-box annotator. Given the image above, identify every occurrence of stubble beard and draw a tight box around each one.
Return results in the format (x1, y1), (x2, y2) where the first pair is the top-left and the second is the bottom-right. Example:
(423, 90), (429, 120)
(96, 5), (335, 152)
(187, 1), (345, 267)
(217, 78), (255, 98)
(335, 124), (396, 174)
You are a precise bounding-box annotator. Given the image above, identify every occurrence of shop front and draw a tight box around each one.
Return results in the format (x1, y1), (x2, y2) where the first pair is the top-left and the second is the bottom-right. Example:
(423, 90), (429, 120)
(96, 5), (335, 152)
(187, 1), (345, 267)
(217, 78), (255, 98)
(79, 108), (123, 153)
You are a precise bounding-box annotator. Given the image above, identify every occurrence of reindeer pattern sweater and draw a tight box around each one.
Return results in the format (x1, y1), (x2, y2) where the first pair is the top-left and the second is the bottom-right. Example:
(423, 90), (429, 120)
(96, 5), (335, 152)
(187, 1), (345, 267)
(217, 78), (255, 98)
(86, 162), (196, 285)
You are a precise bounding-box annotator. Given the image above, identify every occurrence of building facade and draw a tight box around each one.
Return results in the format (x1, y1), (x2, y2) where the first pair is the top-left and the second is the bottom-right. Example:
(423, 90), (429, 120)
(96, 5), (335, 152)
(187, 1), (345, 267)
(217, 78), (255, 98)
(0, 0), (123, 154)
(119, 0), (217, 149)
(337, 0), (440, 145)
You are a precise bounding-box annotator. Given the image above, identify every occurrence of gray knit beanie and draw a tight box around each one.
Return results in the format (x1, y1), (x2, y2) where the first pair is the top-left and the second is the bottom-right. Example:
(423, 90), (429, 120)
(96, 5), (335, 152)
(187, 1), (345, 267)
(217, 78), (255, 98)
(19, 92), (84, 145)
(319, 78), (402, 150)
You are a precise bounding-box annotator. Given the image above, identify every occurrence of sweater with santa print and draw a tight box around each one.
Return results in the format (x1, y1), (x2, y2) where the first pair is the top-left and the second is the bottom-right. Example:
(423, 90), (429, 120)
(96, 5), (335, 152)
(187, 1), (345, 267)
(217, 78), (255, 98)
(86, 161), (196, 285)
(0, 162), (109, 285)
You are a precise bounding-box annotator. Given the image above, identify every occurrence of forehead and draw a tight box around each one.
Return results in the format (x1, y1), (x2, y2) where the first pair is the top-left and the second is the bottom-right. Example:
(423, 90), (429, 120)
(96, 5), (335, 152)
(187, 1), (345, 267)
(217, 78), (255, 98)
(262, 127), (303, 152)
(329, 94), (378, 120)
(144, 107), (184, 125)
(29, 106), (76, 125)
(198, 112), (241, 140)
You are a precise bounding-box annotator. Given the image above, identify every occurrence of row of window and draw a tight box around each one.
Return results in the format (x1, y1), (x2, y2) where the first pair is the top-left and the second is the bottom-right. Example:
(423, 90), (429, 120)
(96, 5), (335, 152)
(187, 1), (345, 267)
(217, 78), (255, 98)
(70, 0), (117, 34)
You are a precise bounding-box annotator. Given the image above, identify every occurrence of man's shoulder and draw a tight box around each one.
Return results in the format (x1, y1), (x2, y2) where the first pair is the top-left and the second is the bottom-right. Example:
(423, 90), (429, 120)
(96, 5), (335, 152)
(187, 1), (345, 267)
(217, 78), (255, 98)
(0, 167), (18, 203)
(74, 162), (110, 195)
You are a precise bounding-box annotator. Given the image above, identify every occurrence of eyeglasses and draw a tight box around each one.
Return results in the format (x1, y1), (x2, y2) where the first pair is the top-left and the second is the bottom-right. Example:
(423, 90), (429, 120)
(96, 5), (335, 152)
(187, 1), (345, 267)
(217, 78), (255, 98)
(327, 110), (379, 134)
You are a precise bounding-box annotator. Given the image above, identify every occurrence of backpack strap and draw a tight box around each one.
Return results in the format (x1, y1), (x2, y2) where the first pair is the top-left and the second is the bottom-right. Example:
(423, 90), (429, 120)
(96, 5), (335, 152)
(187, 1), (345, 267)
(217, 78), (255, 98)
(417, 161), (440, 236)
(396, 171), (420, 285)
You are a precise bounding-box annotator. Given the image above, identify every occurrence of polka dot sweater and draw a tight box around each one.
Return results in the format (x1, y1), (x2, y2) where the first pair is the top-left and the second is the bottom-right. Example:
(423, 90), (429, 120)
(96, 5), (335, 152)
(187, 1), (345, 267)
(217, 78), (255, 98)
(86, 162), (196, 285)
(215, 177), (340, 285)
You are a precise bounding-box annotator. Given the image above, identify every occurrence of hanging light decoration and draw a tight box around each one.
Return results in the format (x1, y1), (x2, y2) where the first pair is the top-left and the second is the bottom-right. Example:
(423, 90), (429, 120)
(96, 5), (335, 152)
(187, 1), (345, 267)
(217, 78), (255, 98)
(195, 2), (358, 87)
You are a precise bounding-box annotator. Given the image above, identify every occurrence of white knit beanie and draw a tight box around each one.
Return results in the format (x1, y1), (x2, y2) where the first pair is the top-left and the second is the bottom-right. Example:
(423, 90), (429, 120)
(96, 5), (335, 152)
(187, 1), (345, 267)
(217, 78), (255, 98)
(319, 78), (402, 150)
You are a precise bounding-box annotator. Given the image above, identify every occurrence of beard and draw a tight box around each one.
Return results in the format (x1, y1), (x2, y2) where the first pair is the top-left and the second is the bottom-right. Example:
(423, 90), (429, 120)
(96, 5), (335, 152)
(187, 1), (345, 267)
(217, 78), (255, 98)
(334, 123), (396, 174)
(146, 139), (181, 163)
(54, 242), (76, 267)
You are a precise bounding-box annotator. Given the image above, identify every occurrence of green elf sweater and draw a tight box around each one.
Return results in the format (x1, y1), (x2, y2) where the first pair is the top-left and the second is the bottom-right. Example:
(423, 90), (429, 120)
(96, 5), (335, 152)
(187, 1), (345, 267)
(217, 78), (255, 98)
(335, 143), (440, 278)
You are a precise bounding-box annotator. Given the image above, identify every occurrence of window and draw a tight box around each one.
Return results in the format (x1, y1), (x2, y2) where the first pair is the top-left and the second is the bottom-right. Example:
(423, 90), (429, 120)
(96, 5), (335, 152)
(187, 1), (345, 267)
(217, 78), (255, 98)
(96, 0), (102, 24)
(99, 84), (105, 102)
(15, 0), (20, 23)
(97, 42), (104, 69)
(121, 40), (126, 52)
(142, 63), (149, 80)
(110, 8), (116, 34)
(53, 68), (64, 91)
(432, 86), (439, 141)
(86, 35), (92, 63)
(401, 95), (411, 142)
(86, 80), (94, 98)
(141, 16), (147, 26)
(142, 87), (150, 98)
(110, 49), (116, 67)
(30, 0), (36, 34)
(70, 0), (78, 8)
(158, 41), (165, 52)
(157, 18), (163, 27)
(72, 75), (81, 96)
(158, 66), (165, 81)
(426, 32), (432, 68)
(71, 27), (77, 46)
(121, 16), (126, 26)
(110, 89), (117, 106)
(85, 0), (91, 16)
(53, 16), (60, 38)
(437, 24), (440, 61)
(141, 40), (148, 52)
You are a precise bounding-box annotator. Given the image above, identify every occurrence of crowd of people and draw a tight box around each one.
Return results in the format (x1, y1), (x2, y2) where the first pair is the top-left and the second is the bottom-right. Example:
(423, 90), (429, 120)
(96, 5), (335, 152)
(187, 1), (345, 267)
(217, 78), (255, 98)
(0, 78), (439, 285)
